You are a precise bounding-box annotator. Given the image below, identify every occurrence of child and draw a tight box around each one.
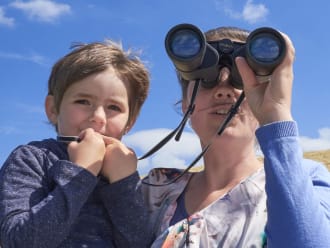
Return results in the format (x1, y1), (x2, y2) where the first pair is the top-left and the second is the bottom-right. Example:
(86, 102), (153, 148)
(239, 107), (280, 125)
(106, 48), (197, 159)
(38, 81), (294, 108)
(0, 40), (151, 247)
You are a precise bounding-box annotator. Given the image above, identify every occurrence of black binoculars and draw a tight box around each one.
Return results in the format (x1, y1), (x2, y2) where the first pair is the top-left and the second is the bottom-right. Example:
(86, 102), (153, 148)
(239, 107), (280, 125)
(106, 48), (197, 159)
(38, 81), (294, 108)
(165, 23), (286, 89)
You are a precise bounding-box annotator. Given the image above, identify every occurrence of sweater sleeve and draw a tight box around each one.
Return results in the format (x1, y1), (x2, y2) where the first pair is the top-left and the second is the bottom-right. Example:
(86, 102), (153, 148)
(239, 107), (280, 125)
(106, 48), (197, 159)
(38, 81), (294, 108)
(99, 172), (152, 248)
(256, 121), (330, 248)
(0, 145), (98, 248)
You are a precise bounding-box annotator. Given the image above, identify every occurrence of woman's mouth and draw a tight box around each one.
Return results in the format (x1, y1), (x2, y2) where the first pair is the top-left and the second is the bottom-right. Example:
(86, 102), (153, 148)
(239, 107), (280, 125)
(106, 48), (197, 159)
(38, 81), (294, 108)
(210, 103), (234, 115)
(215, 108), (230, 115)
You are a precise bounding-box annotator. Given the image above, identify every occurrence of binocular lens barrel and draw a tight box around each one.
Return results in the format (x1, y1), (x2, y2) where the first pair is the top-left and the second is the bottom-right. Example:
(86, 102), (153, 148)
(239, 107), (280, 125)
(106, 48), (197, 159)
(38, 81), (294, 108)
(165, 23), (286, 88)
(246, 28), (286, 76)
(165, 24), (210, 73)
(249, 36), (281, 63)
(169, 29), (202, 59)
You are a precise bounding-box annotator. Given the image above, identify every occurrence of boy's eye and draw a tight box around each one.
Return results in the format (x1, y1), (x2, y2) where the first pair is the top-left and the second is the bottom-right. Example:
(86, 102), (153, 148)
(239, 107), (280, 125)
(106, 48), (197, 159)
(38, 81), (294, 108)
(108, 105), (121, 112)
(75, 99), (90, 105)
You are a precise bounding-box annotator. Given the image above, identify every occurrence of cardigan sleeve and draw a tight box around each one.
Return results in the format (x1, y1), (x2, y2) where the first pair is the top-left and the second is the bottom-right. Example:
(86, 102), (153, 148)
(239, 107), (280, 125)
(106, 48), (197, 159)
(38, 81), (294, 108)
(256, 121), (330, 248)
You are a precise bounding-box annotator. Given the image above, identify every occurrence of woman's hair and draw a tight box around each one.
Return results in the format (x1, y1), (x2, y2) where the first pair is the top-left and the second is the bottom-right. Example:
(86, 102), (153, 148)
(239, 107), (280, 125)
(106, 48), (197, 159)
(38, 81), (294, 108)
(48, 39), (150, 127)
(177, 26), (250, 99)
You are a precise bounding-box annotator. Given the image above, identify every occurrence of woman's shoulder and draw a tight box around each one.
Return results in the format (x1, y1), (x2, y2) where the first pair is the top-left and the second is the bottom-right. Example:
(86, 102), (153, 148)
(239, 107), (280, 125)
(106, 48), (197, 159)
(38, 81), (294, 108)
(141, 168), (194, 202)
(146, 167), (188, 179)
(143, 167), (193, 186)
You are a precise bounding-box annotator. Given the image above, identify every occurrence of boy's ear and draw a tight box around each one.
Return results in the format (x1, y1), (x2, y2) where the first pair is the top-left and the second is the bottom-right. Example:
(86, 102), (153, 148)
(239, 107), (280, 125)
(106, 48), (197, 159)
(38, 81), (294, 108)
(124, 120), (133, 134)
(45, 95), (58, 125)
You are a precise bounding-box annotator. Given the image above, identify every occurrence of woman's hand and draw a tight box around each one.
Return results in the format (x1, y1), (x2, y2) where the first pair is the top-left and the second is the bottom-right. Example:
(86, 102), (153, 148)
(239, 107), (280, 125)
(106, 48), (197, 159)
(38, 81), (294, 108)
(235, 31), (295, 125)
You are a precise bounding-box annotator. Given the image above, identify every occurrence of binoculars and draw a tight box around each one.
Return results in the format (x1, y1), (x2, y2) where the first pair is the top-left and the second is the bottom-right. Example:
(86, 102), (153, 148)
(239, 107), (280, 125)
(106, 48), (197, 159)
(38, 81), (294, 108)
(165, 23), (286, 89)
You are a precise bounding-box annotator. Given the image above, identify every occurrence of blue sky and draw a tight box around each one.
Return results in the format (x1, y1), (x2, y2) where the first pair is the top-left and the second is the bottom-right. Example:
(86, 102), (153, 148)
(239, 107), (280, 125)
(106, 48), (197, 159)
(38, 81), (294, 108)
(1, 0), (330, 175)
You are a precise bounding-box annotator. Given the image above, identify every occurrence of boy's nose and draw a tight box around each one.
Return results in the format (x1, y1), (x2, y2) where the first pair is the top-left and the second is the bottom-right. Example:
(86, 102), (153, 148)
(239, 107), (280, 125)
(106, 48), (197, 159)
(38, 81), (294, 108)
(90, 106), (106, 124)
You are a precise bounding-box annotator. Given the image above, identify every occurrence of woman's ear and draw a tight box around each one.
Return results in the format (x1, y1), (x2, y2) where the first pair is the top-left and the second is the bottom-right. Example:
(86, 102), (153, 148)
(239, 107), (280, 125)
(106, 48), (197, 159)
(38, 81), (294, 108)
(45, 95), (58, 125)
(181, 98), (188, 114)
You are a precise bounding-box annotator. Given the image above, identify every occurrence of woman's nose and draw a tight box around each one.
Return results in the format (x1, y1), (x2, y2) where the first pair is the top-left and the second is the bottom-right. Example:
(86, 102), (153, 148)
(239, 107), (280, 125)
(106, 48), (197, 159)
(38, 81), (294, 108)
(213, 83), (234, 99)
(213, 69), (234, 99)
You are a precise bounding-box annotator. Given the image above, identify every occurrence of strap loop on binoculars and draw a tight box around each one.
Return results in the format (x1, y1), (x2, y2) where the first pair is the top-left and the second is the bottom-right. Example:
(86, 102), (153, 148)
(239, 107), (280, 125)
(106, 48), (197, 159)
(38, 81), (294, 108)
(138, 80), (200, 160)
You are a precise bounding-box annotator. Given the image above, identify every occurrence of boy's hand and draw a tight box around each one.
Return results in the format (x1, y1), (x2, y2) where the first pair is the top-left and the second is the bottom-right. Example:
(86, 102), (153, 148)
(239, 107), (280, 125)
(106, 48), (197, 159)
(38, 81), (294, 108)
(101, 136), (138, 183)
(67, 128), (105, 176)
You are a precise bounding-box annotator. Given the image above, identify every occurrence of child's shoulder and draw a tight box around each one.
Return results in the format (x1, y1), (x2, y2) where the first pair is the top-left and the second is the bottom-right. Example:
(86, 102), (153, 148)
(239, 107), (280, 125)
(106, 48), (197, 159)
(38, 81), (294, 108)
(2, 138), (66, 169)
(13, 138), (62, 155)
(27, 138), (60, 150)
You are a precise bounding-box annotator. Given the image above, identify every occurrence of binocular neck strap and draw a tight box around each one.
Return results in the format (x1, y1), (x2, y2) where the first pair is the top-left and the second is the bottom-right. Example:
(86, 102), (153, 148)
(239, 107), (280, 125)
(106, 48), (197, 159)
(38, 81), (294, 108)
(217, 91), (245, 136)
(138, 80), (200, 160)
(141, 91), (245, 187)
(175, 79), (200, 141)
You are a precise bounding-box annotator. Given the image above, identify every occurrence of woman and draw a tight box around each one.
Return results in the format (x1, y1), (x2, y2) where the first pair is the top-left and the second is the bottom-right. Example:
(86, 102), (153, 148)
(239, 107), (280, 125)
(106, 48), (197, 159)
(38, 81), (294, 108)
(141, 26), (330, 247)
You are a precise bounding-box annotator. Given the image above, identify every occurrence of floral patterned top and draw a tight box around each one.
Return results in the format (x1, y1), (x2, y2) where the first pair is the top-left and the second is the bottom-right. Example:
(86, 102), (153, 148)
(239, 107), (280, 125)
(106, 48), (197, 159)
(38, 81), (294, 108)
(142, 167), (267, 248)
(141, 121), (330, 248)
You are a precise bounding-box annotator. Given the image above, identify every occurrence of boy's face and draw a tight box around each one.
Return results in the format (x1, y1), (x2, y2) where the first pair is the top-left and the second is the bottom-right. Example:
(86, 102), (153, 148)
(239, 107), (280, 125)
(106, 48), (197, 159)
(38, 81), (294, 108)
(46, 66), (131, 140)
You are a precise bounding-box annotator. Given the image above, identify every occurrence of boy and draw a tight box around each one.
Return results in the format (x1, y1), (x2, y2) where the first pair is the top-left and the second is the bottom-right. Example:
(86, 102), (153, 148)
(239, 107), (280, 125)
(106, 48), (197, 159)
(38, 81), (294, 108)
(0, 40), (151, 247)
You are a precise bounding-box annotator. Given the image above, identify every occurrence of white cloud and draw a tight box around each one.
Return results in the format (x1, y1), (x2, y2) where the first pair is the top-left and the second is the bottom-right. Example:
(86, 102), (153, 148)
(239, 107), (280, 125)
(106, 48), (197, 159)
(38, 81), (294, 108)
(242, 0), (268, 24)
(299, 128), (330, 151)
(10, 0), (71, 23)
(15, 103), (44, 114)
(0, 7), (15, 27)
(215, 0), (268, 24)
(124, 127), (330, 174)
(0, 126), (20, 135)
(215, 0), (241, 19)
(124, 128), (203, 173)
(0, 51), (49, 66)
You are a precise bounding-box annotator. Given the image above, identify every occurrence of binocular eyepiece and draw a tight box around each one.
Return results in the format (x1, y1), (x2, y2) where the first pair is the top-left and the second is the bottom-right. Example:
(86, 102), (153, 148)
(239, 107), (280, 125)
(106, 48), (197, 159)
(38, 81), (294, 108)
(165, 23), (286, 89)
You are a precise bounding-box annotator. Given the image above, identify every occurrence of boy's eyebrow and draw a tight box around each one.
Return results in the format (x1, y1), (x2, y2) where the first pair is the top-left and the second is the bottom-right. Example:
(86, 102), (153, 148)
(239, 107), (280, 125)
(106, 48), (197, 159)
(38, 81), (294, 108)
(73, 92), (127, 105)
(73, 92), (94, 98)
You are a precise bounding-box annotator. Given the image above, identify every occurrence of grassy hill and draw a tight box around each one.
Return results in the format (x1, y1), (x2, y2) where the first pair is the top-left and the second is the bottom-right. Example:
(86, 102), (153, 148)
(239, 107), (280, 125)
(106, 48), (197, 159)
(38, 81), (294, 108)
(304, 149), (330, 170)
(189, 149), (330, 172)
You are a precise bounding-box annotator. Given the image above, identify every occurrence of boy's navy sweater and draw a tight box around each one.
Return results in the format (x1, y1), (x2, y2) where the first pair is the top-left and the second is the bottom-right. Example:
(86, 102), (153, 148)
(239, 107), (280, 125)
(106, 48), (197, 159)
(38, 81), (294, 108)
(0, 139), (151, 248)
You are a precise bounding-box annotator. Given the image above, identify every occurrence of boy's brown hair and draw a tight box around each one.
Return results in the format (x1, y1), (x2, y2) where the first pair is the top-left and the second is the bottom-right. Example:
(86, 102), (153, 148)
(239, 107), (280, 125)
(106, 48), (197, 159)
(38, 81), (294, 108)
(48, 39), (150, 128)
